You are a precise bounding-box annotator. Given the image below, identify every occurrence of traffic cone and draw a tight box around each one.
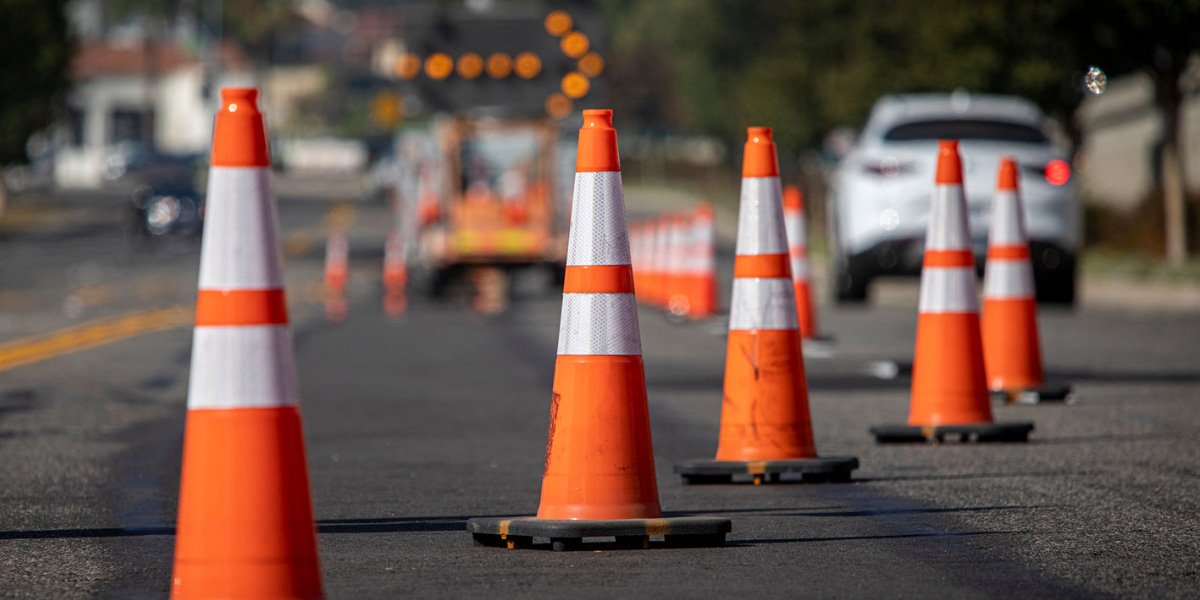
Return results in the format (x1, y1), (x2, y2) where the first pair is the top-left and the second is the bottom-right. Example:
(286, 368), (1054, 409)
(382, 229), (407, 317)
(633, 221), (651, 305)
(680, 202), (717, 319)
(675, 127), (858, 485)
(783, 185), (829, 342)
(468, 109), (729, 550)
(172, 88), (322, 599)
(323, 231), (349, 322)
(666, 213), (689, 317)
(871, 141), (1034, 443)
(982, 157), (1070, 403)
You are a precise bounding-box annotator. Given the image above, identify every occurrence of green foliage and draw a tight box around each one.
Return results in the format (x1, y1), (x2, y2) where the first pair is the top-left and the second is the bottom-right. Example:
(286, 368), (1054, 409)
(0, 0), (72, 163)
(600, 0), (1199, 151)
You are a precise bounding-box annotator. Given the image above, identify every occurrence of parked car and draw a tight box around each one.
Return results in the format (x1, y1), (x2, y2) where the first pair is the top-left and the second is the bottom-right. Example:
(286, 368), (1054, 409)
(828, 93), (1081, 304)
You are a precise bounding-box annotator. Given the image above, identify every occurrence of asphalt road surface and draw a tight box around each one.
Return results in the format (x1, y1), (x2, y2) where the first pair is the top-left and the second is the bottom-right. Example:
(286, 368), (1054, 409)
(1, 188), (1197, 598)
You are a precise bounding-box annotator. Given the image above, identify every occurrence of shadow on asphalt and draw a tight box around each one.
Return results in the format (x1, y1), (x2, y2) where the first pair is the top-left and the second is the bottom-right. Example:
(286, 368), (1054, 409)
(1048, 369), (1200, 383)
(730, 530), (1020, 546)
(855, 470), (1090, 483)
(0, 515), (486, 540)
(776, 505), (1049, 518)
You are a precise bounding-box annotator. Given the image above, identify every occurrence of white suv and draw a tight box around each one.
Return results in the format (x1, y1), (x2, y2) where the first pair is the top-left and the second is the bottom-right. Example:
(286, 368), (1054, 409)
(828, 93), (1081, 304)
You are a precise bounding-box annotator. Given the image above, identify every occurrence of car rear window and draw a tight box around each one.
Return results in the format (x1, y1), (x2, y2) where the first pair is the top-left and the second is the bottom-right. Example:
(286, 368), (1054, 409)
(884, 119), (1048, 143)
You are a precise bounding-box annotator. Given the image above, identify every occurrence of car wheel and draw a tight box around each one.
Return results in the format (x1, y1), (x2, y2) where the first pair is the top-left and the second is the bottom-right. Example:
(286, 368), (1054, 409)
(834, 256), (871, 304)
(1032, 247), (1076, 306)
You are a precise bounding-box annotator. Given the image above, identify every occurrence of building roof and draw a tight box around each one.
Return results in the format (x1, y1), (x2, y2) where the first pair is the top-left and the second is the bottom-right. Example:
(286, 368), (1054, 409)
(72, 41), (198, 78)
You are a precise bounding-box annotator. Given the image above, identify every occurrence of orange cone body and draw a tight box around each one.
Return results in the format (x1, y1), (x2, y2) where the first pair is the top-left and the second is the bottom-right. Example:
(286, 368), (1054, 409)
(172, 88), (323, 599)
(783, 186), (820, 339)
(536, 109), (662, 520)
(908, 140), (993, 426)
(982, 157), (1044, 391)
(715, 127), (817, 461)
(681, 202), (717, 318)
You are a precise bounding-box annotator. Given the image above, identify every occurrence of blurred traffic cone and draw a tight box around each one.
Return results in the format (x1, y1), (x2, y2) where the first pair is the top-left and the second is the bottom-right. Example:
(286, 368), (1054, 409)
(650, 215), (669, 308)
(982, 158), (1070, 403)
(416, 165), (440, 227)
(783, 185), (829, 342)
(382, 229), (407, 317)
(468, 109), (729, 550)
(871, 141), (1033, 443)
(634, 221), (652, 305)
(680, 202), (717, 319)
(675, 127), (857, 485)
(323, 231), (349, 322)
(666, 214), (690, 317)
(172, 88), (322, 599)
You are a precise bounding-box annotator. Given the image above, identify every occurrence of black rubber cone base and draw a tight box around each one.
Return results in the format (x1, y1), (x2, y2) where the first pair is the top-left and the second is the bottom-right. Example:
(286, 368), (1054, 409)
(674, 456), (859, 485)
(989, 383), (1073, 405)
(467, 516), (731, 551)
(870, 421), (1034, 444)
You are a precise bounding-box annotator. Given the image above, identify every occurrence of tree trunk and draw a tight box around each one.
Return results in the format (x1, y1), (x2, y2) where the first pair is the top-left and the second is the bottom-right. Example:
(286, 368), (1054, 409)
(0, 166), (8, 220)
(1157, 71), (1187, 268)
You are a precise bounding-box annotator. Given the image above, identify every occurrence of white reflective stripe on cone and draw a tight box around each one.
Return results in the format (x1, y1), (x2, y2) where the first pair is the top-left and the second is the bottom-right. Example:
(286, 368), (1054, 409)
(567, 172), (631, 267)
(926, 184), (972, 251)
(784, 212), (807, 247)
(736, 177), (787, 255)
(791, 258), (809, 280)
(918, 267), (980, 313)
(188, 325), (300, 409)
(729, 278), (798, 331)
(199, 167), (285, 290)
(990, 190), (1027, 245)
(557, 293), (642, 355)
(983, 260), (1035, 299)
(326, 235), (348, 266)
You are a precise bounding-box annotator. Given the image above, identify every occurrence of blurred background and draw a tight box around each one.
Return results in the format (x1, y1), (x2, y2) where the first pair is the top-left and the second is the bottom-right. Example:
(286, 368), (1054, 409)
(0, 0), (1198, 307)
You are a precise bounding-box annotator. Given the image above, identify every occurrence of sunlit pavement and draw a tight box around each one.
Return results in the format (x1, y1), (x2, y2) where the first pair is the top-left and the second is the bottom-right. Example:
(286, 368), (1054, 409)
(0, 189), (1197, 597)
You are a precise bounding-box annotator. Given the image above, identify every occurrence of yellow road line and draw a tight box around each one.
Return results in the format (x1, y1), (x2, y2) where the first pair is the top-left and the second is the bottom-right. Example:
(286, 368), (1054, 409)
(0, 306), (193, 373)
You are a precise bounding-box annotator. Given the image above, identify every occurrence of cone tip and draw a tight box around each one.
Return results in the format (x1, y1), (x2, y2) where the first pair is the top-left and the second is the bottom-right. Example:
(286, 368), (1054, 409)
(997, 156), (1019, 191)
(582, 109), (614, 130)
(220, 88), (260, 114)
(212, 87), (269, 167)
(934, 139), (962, 184)
(747, 126), (773, 140)
(742, 126), (779, 177)
(576, 108), (620, 172)
(783, 185), (804, 210)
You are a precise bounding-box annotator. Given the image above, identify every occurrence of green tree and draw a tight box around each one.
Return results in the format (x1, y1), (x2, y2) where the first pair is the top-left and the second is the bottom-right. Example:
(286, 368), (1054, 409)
(1064, 0), (1200, 265)
(602, 0), (1199, 262)
(0, 0), (72, 215)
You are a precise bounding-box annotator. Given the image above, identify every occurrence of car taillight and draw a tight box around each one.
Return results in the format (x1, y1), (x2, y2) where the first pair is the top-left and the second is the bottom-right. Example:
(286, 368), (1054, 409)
(861, 158), (915, 177)
(1045, 159), (1070, 186)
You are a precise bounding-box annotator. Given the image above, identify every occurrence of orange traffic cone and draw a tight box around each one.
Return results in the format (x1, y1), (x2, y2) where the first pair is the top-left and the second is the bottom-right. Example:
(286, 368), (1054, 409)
(666, 213), (690, 317)
(783, 185), (829, 342)
(871, 141), (1034, 443)
(675, 127), (857, 485)
(382, 229), (407, 317)
(323, 231), (349, 322)
(468, 110), (729, 550)
(680, 202), (717, 319)
(649, 215), (668, 308)
(172, 88), (323, 599)
(982, 157), (1070, 403)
